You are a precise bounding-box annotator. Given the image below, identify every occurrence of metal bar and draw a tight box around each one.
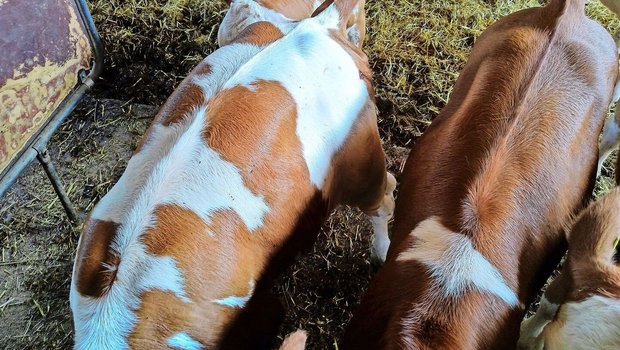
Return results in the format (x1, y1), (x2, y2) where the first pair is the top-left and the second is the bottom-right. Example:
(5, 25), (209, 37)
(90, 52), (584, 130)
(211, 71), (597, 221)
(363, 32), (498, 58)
(0, 149), (38, 197)
(75, 0), (104, 87)
(34, 147), (79, 223)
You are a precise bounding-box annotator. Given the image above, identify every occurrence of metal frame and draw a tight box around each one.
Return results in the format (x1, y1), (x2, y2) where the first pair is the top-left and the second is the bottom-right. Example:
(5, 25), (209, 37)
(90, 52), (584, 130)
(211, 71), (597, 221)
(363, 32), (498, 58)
(0, 0), (103, 223)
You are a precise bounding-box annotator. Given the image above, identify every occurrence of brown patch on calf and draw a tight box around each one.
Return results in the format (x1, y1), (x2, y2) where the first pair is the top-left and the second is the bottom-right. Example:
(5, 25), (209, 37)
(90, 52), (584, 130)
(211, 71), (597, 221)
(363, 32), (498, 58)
(131, 206), (258, 347)
(312, 0), (367, 47)
(128, 290), (213, 349)
(134, 62), (211, 154)
(205, 81), (311, 206)
(569, 267), (620, 301)
(142, 205), (211, 256)
(312, 0), (360, 33)
(159, 84), (204, 127)
(390, 285), (521, 350)
(75, 219), (120, 297)
(156, 62), (211, 127)
(233, 21), (284, 46)
(201, 73), (385, 342)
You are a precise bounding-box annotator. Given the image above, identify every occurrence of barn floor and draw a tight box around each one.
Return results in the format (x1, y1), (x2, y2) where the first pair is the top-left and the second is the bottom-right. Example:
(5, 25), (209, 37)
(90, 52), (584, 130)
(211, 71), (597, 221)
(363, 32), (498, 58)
(0, 0), (618, 349)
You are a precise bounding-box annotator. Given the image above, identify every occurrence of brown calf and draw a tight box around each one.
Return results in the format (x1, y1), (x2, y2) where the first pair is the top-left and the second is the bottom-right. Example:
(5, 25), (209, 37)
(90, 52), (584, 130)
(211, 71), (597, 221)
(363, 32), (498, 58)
(343, 0), (617, 349)
(518, 187), (620, 349)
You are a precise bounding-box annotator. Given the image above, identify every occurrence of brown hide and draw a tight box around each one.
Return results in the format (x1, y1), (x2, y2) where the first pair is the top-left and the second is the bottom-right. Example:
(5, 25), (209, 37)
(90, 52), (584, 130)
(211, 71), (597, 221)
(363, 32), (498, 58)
(343, 1), (617, 349)
(75, 219), (120, 298)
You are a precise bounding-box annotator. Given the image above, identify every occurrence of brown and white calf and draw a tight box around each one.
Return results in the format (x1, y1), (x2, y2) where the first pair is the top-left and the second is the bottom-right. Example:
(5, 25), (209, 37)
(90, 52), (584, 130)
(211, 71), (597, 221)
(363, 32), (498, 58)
(218, 0), (366, 47)
(518, 188), (620, 350)
(343, 0), (617, 349)
(69, 0), (394, 349)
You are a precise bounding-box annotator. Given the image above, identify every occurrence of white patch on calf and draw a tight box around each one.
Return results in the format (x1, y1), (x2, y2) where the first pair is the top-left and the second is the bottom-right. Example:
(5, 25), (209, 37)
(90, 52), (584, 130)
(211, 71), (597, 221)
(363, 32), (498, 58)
(193, 43), (264, 101)
(225, 19), (368, 188)
(213, 280), (256, 308)
(140, 256), (191, 303)
(141, 109), (269, 231)
(313, 2), (341, 29)
(397, 217), (520, 307)
(540, 295), (620, 350)
(167, 332), (203, 350)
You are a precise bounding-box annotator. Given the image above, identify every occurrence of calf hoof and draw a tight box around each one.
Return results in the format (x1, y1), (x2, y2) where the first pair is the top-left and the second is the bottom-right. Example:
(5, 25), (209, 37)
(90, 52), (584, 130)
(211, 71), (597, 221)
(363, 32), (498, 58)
(371, 234), (390, 264)
(278, 330), (307, 350)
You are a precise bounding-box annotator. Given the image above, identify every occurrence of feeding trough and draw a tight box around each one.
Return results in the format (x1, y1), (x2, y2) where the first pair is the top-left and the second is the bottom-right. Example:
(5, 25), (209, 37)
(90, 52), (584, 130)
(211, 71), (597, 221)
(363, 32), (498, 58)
(0, 0), (103, 222)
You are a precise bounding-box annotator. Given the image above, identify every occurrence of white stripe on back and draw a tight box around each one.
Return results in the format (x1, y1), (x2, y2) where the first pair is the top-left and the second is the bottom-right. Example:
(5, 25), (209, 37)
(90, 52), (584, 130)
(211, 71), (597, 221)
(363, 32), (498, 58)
(398, 217), (520, 306)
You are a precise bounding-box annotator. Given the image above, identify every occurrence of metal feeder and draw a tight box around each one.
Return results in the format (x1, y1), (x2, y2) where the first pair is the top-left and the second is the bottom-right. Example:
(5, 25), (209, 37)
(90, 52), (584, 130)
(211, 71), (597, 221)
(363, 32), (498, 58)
(0, 0), (103, 223)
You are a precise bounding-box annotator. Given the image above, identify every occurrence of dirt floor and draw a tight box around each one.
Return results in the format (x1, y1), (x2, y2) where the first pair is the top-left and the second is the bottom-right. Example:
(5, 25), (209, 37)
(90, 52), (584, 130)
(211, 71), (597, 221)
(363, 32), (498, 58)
(0, 0), (619, 349)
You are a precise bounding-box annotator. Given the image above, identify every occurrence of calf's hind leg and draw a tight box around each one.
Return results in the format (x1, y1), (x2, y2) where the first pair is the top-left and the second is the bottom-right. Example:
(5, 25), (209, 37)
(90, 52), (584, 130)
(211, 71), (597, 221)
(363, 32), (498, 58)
(329, 104), (396, 263)
(365, 172), (396, 262)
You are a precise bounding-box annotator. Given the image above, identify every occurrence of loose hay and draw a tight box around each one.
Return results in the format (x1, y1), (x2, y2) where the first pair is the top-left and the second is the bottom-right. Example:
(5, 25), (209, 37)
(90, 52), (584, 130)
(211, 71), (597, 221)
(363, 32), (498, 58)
(0, 0), (618, 348)
(89, 0), (226, 103)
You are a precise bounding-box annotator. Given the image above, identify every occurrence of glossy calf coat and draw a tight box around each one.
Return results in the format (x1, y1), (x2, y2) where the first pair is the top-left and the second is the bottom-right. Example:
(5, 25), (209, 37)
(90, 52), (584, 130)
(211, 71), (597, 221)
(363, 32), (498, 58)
(343, 0), (618, 349)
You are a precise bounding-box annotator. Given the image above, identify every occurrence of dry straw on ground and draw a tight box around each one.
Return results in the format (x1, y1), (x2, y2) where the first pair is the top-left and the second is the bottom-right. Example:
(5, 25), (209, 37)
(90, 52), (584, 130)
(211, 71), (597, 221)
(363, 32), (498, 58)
(0, 0), (618, 348)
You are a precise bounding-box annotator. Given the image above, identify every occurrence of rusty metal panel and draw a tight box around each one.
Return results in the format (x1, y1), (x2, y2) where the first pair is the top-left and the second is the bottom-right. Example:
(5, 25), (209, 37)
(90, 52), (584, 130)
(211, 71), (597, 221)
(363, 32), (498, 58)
(0, 0), (93, 175)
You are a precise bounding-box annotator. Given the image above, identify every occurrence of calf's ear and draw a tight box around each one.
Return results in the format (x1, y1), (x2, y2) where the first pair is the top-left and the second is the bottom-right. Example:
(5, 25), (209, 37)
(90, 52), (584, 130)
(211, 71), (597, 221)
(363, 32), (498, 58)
(312, 0), (359, 33)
